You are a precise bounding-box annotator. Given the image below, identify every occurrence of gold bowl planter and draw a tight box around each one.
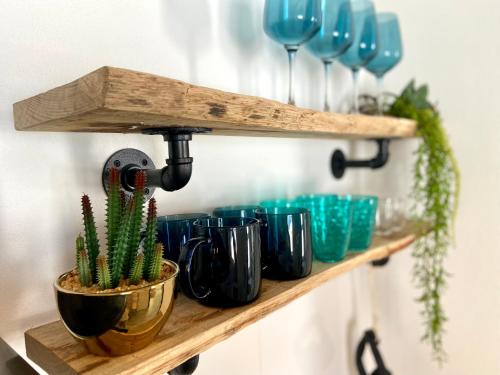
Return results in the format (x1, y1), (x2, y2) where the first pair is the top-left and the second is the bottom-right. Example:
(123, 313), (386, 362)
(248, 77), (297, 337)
(54, 260), (179, 356)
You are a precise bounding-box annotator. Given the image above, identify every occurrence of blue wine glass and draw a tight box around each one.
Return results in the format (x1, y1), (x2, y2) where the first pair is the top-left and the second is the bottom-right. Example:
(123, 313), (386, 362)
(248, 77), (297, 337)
(338, 0), (378, 113)
(305, 0), (353, 111)
(365, 12), (403, 113)
(264, 0), (322, 105)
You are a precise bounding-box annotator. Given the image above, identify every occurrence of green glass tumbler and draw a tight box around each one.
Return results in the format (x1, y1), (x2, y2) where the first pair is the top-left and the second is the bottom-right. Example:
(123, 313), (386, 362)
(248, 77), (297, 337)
(212, 205), (261, 219)
(349, 195), (378, 251)
(259, 199), (294, 208)
(294, 194), (353, 262)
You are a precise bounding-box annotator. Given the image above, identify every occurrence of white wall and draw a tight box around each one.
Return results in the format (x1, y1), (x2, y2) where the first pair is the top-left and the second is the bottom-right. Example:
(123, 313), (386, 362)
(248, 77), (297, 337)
(0, 1), (498, 374)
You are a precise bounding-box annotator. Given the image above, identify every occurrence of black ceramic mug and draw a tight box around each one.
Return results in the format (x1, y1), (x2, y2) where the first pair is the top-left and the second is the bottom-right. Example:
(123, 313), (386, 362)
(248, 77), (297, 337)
(179, 217), (261, 307)
(255, 206), (312, 280)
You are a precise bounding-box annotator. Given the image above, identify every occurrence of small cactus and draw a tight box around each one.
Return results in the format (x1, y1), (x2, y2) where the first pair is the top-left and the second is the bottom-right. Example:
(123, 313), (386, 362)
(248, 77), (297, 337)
(75, 234), (85, 270)
(77, 249), (92, 287)
(124, 171), (146, 275)
(147, 243), (163, 281)
(82, 194), (100, 282)
(143, 198), (158, 280)
(129, 253), (145, 285)
(97, 256), (112, 290)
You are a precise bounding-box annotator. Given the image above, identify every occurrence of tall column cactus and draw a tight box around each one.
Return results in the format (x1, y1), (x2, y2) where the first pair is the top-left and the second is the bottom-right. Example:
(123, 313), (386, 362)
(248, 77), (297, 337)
(148, 243), (163, 281)
(97, 255), (112, 290)
(110, 199), (133, 288)
(124, 171), (146, 275)
(129, 253), (145, 285)
(106, 168), (122, 267)
(81, 194), (100, 282)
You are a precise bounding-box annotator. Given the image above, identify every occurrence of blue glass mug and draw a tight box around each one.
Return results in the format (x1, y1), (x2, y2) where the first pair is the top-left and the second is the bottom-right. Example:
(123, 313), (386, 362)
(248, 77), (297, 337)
(256, 207), (312, 280)
(179, 217), (262, 307)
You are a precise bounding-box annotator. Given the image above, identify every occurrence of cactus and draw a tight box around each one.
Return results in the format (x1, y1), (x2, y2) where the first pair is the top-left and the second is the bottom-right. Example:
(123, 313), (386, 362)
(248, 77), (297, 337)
(147, 243), (163, 281)
(110, 199), (133, 287)
(77, 249), (92, 287)
(143, 198), (158, 280)
(81, 194), (100, 282)
(124, 171), (146, 275)
(75, 177), (160, 290)
(129, 253), (145, 285)
(97, 256), (112, 290)
(75, 234), (85, 270)
(106, 168), (121, 265)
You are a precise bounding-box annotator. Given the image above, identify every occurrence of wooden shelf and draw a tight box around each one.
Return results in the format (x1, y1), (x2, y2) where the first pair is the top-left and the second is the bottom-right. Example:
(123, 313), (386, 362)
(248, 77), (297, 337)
(13, 66), (416, 138)
(25, 223), (422, 375)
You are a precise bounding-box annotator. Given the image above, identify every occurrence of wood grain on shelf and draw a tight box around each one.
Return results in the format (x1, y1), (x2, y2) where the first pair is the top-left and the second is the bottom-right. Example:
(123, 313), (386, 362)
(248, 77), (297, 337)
(24, 224), (421, 375)
(13, 66), (417, 138)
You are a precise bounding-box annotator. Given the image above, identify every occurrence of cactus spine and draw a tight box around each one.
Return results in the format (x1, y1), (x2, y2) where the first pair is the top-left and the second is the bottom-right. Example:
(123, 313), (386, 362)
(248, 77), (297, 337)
(143, 198), (158, 280)
(124, 171), (146, 275)
(106, 168), (121, 267)
(129, 253), (145, 285)
(148, 244), (163, 281)
(77, 250), (92, 287)
(97, 256), (112, 290)
(81, 195), (100, 282)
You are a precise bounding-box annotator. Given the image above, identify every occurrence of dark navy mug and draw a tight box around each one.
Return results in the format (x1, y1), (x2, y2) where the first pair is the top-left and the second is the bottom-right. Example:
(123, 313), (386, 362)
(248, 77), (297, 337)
(179, 217), (262, 307)
(256, 206), (312, 280)
(157, 213), (209, 262)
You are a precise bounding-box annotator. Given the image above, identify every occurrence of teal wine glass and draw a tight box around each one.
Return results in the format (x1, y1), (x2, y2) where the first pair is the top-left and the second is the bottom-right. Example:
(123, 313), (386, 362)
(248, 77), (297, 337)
(264, 0), (322, 105)
(365, 13), (403, 113)
(339, 0), (378, 113)
(213, 205), (261, 219)
(305, 0), (353, 111)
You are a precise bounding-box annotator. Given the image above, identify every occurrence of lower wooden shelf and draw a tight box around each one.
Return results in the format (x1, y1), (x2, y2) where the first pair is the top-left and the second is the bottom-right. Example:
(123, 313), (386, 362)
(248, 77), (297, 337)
(25, 223), (422, 375)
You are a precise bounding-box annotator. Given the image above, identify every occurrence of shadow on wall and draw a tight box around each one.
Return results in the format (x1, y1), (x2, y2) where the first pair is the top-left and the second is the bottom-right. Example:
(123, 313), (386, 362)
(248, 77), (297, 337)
(160, 0), (213, 84)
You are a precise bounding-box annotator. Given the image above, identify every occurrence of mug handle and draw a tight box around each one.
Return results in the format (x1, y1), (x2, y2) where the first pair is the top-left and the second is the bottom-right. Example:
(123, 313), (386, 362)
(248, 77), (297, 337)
(179, 237), (212, 300)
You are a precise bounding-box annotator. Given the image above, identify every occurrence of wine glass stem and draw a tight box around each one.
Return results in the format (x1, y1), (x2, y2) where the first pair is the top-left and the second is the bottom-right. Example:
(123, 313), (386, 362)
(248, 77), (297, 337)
(377, 76), (384, 115)
(286, 47), (298, 105)
(323, 61), (333, 112)
(352, 69), (360, 114)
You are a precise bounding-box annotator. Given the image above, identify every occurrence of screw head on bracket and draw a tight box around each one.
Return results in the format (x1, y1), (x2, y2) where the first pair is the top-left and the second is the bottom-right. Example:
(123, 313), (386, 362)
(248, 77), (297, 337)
(102, 149), (156, 201)
(331, 150), (346, 179)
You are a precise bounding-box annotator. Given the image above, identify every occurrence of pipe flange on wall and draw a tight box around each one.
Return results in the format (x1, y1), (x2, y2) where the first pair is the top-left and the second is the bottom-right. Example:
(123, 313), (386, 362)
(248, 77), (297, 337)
(331, 138), (391, 179)
(102, 127), (211, 199)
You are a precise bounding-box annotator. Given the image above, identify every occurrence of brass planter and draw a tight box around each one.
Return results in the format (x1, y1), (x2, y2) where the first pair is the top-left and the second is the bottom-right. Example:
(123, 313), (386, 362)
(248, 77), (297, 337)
(54, 260), (179, 356)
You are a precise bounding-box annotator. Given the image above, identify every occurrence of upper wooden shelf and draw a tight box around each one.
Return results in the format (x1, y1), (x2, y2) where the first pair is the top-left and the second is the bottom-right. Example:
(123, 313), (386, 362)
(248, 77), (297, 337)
(13, 66), (417, 139)
(25, 222), (422, 375)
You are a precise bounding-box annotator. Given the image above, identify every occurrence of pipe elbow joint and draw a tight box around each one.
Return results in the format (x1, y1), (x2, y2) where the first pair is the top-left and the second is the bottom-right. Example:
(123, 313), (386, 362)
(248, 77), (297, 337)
(161, 161), (193, 192)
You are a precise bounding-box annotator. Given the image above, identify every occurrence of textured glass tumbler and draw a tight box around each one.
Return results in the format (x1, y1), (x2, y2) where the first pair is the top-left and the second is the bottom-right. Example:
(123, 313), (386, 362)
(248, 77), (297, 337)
(349, 196), (378, 251)
(259, 199), (294, 208)
(213, 205), (261, 219)
(295, 195), (353, 262)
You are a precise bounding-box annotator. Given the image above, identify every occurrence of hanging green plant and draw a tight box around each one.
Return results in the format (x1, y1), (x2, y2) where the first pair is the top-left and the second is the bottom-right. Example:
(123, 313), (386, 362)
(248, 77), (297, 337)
(389, 81), (460, 363)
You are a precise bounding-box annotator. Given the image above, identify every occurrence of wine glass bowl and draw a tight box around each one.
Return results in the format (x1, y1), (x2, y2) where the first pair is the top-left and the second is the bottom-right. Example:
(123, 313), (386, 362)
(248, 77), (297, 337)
(263, 0), (322, 105)
(365, 12), (402, 78)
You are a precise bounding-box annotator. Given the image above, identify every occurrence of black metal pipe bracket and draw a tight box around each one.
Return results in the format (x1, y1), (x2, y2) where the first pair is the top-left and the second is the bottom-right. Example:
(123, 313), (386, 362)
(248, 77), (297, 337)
(331, 138), (391, 179)
(102, 127), (211, 200)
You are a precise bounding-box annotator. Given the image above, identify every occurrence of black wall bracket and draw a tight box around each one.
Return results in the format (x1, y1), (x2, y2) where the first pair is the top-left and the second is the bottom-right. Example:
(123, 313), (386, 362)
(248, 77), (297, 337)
(102, 127), (211, 199)
(331, 139), (391, 179)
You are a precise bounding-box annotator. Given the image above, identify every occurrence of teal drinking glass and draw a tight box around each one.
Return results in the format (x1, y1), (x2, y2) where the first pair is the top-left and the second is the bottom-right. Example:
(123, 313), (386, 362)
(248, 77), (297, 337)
(305, 0), (353, 111)
(212, 205), (261, 219)
(338, 0), (378, 113)
(263, 0), (322, 105)
(295, 194), (353, 262)
(365, 13), (403, 113)
(349, 195), (378, 251)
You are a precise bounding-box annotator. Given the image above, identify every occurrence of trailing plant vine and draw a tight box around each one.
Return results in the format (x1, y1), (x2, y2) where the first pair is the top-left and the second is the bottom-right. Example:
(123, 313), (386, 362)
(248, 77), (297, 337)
(390, 81), (460, 364)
